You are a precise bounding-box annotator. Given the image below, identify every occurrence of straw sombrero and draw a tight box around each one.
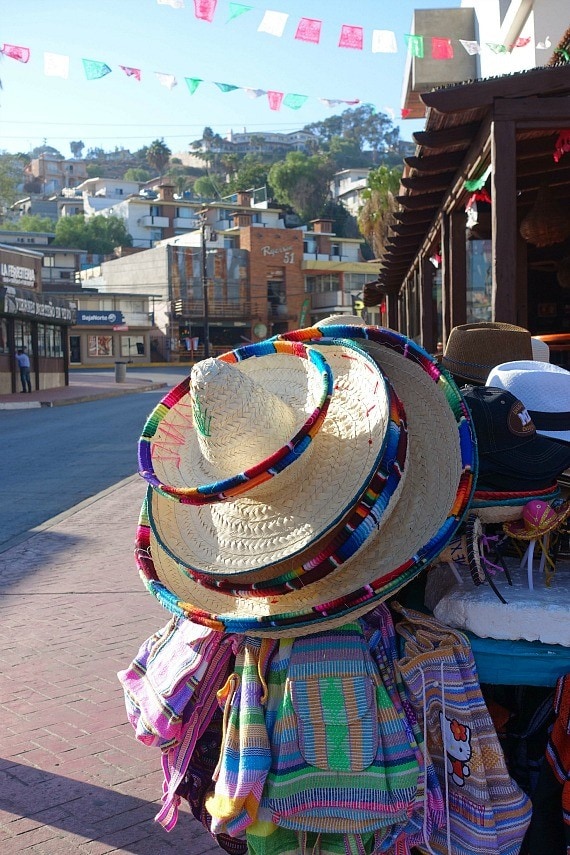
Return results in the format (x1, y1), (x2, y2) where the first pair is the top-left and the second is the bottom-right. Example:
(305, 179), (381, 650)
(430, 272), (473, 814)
(136, 326), (477, 637)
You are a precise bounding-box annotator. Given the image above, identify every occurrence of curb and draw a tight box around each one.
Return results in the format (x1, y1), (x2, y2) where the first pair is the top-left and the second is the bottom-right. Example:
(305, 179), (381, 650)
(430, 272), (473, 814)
(0, 382), (167, 410)
(0, 473), (140, 554)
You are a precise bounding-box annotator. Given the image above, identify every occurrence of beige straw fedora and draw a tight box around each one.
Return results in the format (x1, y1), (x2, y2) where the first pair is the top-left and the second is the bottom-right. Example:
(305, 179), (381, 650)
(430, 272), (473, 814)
(136, 326), (477, 637)
(441, 322), (533, 384)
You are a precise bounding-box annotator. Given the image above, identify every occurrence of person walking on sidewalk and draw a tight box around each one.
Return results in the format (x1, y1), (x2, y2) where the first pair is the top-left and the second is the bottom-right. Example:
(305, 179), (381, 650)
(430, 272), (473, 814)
(16, 348), (32, 392)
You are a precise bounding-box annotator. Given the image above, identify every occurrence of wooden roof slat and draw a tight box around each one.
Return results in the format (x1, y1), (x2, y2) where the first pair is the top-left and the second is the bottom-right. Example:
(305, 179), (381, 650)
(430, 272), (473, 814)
(404, 150), (465, 174)
(390, 223), (431, 236)
(400, 171), (457, 193)
(421, 64), (570, 114)
(412, 122), (480, 150)
(393, 209), (435, 224)
(394, 191), (444, 210)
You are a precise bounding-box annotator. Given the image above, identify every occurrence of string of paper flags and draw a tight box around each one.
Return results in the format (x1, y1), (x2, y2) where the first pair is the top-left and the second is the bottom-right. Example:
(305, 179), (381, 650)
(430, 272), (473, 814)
(0, 0), (555, 119)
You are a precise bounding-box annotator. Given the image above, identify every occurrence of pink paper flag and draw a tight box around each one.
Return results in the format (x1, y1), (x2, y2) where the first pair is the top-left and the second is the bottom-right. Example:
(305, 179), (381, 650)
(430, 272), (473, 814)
(1, 43), (30, 63)
(267, 90), (284, 111)
(513, 36), (531, 48)
(295, 18), (322, 44)
(342, 99), (361, 105)
(432, 37), (454, 59)
(194, 0), (217, 22)
(339, 25), (364, 50)
(120, 65), (141, 81)
(401, 108), (411, 118)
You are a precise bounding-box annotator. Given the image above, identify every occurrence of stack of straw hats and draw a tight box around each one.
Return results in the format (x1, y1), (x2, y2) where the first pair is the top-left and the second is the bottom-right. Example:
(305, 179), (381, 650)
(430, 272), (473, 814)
(135, 320), (477, 637)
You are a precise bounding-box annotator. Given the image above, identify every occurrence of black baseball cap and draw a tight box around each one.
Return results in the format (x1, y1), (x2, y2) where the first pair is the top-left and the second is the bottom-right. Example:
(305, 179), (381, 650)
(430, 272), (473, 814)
(461, 385), (570, 490)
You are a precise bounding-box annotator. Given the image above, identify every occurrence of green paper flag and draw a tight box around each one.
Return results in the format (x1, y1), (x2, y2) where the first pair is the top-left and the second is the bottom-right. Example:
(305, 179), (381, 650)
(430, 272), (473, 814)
(464, 164), (492, 192)
(215, 82), (239, 92)
(404, 34), (424, 58)
(227, 2), (252, 22)
(283, 93), (308, 110)
(185, 77), (203, 94)
(82, 59), (111, 80)
(486, 42), (508, 54)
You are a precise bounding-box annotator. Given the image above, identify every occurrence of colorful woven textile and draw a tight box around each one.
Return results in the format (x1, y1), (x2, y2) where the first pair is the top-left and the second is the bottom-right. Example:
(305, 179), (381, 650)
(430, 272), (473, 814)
(176, 709), (247, 854)
(394, 605), (532, 855)
(207, 638), (275, 836)
(257, 622), (420, 836)
(546, 674), (570, 845)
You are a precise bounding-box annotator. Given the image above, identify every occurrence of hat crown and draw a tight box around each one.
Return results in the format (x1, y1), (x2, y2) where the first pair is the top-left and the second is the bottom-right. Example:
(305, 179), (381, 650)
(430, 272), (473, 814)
(190, 358), (299, 478)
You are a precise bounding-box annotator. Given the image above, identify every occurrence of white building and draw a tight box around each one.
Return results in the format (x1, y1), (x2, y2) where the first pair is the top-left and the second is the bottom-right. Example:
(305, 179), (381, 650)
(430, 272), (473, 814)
(330, 169), (372, 217)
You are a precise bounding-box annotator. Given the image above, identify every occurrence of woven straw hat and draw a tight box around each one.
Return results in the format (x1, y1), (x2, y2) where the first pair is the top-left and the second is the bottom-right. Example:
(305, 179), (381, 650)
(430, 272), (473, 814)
(486, 360), (570, 444)
(442, 322), (533, 384)
(136, 326), (476, 637)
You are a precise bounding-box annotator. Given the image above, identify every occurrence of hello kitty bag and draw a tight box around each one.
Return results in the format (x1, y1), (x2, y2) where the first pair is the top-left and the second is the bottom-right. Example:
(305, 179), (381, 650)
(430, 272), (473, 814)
(393, 604), (531, 855)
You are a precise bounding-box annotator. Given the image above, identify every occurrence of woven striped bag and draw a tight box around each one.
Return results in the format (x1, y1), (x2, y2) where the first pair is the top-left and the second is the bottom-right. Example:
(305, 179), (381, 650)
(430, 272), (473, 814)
(257, 622), (420, 838)
(393, 605), (532, 855)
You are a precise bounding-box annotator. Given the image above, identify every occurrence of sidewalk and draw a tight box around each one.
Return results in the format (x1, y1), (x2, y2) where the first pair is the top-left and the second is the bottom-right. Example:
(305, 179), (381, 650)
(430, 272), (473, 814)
(0, 373), (167, 410)
(0, 476), (222, 854)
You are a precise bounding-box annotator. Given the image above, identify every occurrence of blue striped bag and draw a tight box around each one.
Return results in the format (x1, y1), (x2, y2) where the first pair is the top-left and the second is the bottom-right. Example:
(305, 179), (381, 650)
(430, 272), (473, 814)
(257, 622), (421, 839)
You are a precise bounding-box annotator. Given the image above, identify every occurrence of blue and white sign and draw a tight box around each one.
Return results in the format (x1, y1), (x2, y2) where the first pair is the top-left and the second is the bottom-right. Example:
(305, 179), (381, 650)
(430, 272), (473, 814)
(77, 310), (124, 326)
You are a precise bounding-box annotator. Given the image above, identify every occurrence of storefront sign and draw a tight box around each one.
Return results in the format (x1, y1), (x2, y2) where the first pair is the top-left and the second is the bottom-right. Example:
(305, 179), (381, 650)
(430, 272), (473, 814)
(260, 244), (296, 264)
(77, 310), (125, 325)
(0, 286), (75, 323)
(0, 247), (41, 290)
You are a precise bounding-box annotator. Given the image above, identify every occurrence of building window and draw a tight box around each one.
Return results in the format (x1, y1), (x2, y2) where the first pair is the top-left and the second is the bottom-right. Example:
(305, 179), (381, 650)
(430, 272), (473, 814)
(0, 318), (8, 353)
(88, 335), (113, 357)
(43, 257), (54, 267)
(60, 271), (72, 280)
(121, 336), (145, 357)
(150, 205), (161, 217)
(330, 243), (340, 257)
(303, 239), (317, 254)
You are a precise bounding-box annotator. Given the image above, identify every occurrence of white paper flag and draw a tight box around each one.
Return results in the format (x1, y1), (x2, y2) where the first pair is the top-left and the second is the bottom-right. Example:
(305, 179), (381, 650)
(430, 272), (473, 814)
(371, 30), (397, 53)
(536, 36), (551, 49)
(459, 39), (481, 55)
(320, 98), (342, 108)
(155, 72), (178, 89)
(44, 52), (70, 78)
(157, 0), (185, 7)
(244, 88), (266, 98)
(257, 10), (288, 37)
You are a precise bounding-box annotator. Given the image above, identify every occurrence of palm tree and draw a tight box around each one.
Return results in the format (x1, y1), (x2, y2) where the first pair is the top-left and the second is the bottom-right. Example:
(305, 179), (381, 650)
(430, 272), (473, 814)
(358, 165), (402, 258)
(146, 138), (172, 178)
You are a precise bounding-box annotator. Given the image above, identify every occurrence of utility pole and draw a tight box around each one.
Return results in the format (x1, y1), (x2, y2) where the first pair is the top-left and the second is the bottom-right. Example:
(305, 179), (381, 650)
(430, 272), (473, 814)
(200, 211), (210, 359)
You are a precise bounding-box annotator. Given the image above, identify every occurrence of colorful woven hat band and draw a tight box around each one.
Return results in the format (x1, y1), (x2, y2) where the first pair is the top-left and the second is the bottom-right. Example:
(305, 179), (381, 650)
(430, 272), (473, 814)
(138, 340), (333, 504)
(133, 324), (477, 637)
(146, 378), (408, 598)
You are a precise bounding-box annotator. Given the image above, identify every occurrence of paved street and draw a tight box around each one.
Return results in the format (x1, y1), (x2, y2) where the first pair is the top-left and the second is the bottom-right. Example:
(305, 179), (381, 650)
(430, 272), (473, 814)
(0, 370), (223, 853)
(0, 475), (221, 854)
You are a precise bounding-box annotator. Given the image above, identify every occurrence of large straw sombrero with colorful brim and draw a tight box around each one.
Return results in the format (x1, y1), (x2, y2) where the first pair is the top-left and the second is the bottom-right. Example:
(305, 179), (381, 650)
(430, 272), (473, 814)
(135, 324), (477, 636)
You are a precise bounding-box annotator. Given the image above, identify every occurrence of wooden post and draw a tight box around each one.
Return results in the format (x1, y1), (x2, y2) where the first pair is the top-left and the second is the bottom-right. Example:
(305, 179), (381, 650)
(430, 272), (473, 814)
(449, 210), (467, 329)
(420, 257), (436, 353)
(491, 119), (518, 322)
(441, 214), (452, 345)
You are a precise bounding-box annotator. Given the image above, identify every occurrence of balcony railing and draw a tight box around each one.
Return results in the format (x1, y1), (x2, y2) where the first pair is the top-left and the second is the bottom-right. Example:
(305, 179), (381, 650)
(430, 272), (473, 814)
(173, 298), (252, 318)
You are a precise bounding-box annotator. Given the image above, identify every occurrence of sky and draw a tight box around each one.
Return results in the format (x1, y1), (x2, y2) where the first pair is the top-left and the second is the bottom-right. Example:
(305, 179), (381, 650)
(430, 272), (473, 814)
(1, 0), (460, 158)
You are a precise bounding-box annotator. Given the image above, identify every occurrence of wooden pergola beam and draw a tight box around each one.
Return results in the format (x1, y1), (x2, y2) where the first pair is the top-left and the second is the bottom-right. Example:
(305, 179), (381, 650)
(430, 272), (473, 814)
(393, 210), (435, 224)
(413, 122), (480, 150)
(400, 171), (457, 193)
(394, 191), (444, 210)
(404, 150), (465, 174)
(494, 95), (570, 123)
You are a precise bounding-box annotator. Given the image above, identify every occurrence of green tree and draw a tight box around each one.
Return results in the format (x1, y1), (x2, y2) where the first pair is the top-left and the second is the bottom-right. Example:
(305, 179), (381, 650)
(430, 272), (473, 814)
(53, 214), (132, 255)
(268, 151), (334, 223)
(70, 140), (85, 158)
(193, 175), (222, 199)
(146, 138), (172, 178)
(124, 167), (152, 182)
(0, 214), (55, 232)
(303, 105), (400, 164)
(0, 152), (25, 208)
(357, 165), (402, 258)
(226, 155), (270, 195)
